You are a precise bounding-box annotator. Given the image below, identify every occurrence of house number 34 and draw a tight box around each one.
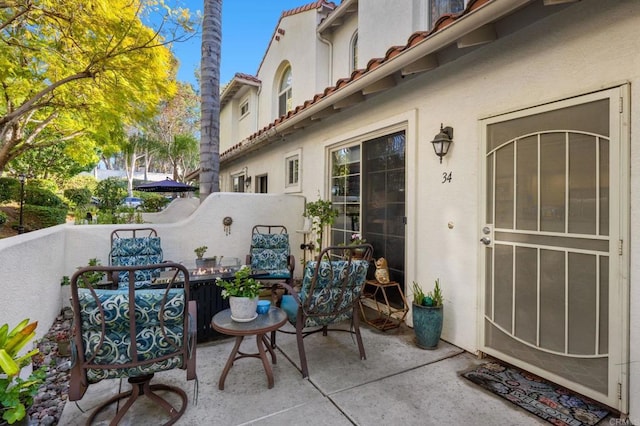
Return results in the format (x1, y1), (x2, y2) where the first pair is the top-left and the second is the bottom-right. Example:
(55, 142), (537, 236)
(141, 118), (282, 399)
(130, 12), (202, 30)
(442, 171), (452, 183)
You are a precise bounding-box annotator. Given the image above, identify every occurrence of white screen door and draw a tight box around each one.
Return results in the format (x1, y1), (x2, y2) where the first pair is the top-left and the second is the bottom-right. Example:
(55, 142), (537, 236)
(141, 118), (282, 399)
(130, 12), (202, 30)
(479, 87), (628, 410)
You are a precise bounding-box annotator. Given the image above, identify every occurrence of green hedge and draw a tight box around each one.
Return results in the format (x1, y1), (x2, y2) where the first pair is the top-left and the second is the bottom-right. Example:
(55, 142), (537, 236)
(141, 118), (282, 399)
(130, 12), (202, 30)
(0, 177), (19, 202)
(64, 188), (92, 206)
(25, 186), (66, 208)
(0, 211), (7, 225)
(24, 205), (68, 229)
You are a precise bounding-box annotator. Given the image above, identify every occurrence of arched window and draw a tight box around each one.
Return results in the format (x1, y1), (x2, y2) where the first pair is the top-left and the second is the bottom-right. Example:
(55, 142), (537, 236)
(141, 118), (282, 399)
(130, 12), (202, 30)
(278, 66), (292, 117)
(350, 32), (358, 72)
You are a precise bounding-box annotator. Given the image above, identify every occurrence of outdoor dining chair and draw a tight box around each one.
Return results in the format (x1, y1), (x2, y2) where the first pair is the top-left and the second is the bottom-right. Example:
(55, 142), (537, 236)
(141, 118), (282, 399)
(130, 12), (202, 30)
(109, 227), (164, 288)
(279, 244), (373, 378)
(246, 225), (295, 285)
(68, 262), (197, 425)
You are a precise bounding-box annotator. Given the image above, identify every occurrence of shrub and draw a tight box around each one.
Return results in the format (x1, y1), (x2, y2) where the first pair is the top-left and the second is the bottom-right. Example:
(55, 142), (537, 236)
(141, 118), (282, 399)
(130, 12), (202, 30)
(24, 205), (68, 228)
(27, 178), (58, 193)
(140, 194), (170, 212)
(24, 186), (66, 208)
(0, 177), (19, 202)
(95, 178), (126, 211)
(64, 175), (98, 193)
(0, 211), (7, 225)
(64, 188), (92, 206)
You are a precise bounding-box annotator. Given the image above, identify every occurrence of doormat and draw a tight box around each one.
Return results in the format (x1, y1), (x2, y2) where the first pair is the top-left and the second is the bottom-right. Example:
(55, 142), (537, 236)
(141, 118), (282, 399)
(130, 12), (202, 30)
(462, 362), (609, 426)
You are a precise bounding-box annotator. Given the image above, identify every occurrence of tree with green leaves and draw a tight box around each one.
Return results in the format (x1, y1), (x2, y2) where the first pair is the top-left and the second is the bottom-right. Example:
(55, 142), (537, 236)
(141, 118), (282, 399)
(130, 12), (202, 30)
(146, 82), (200, 180)
(199, 0), (222, 200)
(0, 0), (195, 173)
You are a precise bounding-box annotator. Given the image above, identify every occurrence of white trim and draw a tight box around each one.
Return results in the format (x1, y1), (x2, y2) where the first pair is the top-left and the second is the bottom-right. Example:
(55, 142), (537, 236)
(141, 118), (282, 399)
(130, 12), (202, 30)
(239, 98), (250, 120)
(284, 148), (302, 193)
(322, 110), (418, 319)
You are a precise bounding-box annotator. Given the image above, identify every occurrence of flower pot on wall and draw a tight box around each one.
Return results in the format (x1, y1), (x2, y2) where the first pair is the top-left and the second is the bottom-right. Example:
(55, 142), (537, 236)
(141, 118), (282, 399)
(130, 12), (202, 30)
(229, 296), (259, 322)
(412, 303), (443, 349)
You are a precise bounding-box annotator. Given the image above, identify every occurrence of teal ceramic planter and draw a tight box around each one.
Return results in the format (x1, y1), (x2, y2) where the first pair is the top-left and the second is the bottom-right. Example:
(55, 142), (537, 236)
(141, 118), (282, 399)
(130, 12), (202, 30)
(412, 303), (443, 349)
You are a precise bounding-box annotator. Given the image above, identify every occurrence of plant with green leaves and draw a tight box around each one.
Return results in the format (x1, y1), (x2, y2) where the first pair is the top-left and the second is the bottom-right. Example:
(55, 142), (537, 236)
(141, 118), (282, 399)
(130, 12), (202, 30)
(0, 319), (46, 425)
(216, 266), (262, 299)
(412, 279), (443, 307)
(194, 246), (208, 259)
(76, 258), (105, 287)
(304, 196), (338, 252)
(412, 281), (425, 306)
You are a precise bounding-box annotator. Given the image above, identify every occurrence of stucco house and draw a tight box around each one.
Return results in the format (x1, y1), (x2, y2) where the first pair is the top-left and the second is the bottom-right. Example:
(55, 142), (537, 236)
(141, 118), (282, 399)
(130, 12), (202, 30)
(214, 0), (639, 420)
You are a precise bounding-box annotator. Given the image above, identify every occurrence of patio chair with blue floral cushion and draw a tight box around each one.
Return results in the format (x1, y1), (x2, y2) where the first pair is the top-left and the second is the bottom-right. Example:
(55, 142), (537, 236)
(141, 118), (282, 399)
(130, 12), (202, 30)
(69, 262), (197, 425)
(246, 225), (295, 285)
(109, 228), (164, 289)
(279, 244), (373, 378)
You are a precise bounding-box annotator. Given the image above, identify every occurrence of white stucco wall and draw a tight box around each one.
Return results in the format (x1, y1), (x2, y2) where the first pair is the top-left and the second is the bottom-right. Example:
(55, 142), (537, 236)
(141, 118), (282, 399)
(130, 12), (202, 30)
(220, 0), (639, 418)
(0, 226), (66, 338)
(0, 193), (306, 342)
(257, 10), (326, 125)
(358, 0), (428, 65)
(327, 12), (358, 81)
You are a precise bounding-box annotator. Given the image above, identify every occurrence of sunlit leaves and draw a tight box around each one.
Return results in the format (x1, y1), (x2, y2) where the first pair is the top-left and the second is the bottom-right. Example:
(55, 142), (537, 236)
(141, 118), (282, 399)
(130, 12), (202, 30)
(0, 0), (195, 172)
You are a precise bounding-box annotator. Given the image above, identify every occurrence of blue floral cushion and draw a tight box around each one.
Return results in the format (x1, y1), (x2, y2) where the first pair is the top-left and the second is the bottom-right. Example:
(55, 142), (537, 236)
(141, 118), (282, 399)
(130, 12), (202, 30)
(77, 288), (185, 382)
(291, 259), (370, 328)
(110, 237), (163, 288)
(249, 234), (290, 278)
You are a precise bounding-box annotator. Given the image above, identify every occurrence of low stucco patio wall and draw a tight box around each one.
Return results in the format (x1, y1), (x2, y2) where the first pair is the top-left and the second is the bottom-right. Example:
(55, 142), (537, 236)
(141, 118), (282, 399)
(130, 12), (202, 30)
(0, 193), (306, 340)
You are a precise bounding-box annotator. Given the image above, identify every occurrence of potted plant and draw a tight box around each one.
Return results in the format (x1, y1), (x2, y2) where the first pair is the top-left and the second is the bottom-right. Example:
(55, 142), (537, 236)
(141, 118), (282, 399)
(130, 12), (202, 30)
(411, 279), (443, 349)
(348, 233), (367, 258)
(0, 319), (46, 425)
(194, 246), (217, 269)
(54, 330), (70, 357)
(303, 197), (338, 253)
(217, 266), (262, 322)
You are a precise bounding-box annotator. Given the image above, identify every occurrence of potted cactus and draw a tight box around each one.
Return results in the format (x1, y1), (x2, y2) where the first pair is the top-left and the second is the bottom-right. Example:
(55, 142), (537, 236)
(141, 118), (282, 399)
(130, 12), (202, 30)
(411, 279), (443, 349)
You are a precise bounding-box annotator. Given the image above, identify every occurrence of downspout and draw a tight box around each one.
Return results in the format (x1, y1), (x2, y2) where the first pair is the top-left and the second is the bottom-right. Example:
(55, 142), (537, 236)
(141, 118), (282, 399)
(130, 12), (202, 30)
(317, 32), (333, 88)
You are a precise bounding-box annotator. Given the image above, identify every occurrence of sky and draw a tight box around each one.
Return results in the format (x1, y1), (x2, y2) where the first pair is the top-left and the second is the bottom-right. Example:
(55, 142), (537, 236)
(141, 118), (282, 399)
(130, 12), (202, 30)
(171, 1), (340, 87)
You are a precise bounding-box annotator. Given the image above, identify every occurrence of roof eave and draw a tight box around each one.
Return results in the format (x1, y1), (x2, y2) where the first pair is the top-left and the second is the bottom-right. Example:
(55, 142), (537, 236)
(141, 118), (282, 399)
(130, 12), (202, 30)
(222, 0), (535, 164)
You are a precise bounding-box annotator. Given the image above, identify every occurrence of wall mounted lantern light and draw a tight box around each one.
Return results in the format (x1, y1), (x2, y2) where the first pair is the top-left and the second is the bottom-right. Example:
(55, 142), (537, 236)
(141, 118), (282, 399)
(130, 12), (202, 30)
(244, 176), (252, 189)
(430, 124), (453, 163)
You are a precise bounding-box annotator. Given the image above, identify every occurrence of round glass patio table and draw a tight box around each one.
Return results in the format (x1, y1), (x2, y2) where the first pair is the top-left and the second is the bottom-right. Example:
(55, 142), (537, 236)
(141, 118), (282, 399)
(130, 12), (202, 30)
(211, 307), (287, 390)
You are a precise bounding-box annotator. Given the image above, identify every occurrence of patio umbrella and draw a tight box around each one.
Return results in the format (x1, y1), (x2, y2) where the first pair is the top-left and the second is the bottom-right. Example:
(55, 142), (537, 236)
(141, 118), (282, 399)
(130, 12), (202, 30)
(134, 177), (197, 192)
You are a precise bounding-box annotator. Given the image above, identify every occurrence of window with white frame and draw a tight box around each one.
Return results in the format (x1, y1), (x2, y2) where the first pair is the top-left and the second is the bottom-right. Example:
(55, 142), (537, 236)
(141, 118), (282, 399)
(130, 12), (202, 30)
(429, 0), (465, 28)
(284, 149), (301, 192)
(240, 99), (249, 118)
(278, 66), (293, 117)
(350, 32), (358, 72)
(232, 174), (246, 193)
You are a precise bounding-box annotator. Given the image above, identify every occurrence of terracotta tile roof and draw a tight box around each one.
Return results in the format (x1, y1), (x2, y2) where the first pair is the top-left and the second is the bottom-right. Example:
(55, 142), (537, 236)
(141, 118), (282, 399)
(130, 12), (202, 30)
(255, 1), (337, 78)
(221, 0), (492, 161)
(220, 73), (262, 108)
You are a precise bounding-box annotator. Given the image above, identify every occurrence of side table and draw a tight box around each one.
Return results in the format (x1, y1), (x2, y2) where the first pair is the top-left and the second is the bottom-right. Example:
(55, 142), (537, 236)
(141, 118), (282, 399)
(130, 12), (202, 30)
(359, 280), (408, 331)
(211, 307), (287, 390)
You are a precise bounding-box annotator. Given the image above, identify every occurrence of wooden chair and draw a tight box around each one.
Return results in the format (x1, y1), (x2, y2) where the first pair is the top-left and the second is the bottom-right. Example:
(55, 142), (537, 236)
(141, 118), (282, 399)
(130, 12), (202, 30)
(69, 262), (197, 425)
(279, 244), (373, 378)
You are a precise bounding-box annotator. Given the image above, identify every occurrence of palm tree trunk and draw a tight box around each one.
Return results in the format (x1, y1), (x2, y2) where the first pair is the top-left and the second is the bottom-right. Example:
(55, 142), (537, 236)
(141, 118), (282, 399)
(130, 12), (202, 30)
(200, 0), (222, 200)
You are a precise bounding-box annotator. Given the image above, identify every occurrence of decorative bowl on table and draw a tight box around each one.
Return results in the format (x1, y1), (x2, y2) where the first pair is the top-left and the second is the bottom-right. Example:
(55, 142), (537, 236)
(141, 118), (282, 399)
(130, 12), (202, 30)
(256, 300), (271, 315)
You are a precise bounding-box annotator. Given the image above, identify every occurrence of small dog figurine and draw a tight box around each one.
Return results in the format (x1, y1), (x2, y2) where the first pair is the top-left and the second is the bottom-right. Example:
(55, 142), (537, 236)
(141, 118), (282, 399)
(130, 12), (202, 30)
(374, 257), (390, 283)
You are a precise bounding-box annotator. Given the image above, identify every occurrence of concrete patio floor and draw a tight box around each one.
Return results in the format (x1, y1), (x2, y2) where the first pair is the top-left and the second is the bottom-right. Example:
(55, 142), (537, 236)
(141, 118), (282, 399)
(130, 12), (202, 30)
(58, 320), (553, 425)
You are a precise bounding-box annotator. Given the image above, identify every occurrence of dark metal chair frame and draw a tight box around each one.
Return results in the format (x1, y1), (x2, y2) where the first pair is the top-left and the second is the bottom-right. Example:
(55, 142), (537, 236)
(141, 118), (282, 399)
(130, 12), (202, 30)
(279, 244), (373, 378)
(69, 262), (197, 425)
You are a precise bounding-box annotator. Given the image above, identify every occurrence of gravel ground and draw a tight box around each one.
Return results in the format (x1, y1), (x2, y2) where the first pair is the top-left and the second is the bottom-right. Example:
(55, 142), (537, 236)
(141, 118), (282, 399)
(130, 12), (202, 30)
(27, 308), (72, 425)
